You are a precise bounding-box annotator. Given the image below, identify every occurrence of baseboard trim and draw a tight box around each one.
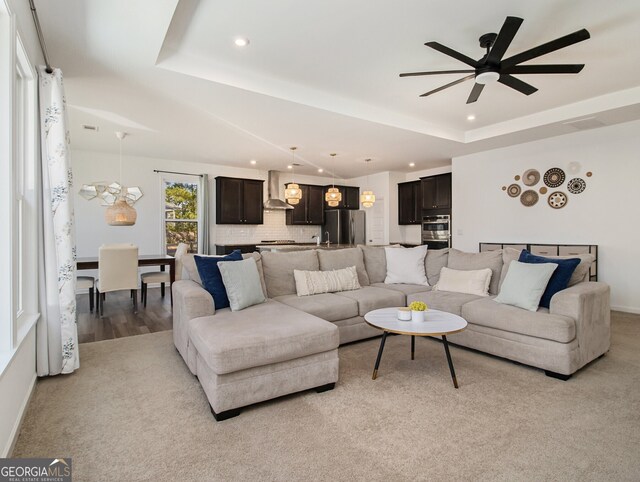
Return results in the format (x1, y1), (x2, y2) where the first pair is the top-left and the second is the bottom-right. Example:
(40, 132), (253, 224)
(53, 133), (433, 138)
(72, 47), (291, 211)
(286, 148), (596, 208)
(611, 305), (640, 315)
(2, 372), (37, 457)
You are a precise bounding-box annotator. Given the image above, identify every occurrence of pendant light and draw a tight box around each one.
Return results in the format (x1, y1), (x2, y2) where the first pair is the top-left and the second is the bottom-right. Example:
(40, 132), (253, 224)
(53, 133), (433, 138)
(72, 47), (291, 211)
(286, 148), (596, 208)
(325, 153), (342, 207)
(284, 147), (302, 205)
(105, 132), (137, 226)
(360, 158), (376, 208)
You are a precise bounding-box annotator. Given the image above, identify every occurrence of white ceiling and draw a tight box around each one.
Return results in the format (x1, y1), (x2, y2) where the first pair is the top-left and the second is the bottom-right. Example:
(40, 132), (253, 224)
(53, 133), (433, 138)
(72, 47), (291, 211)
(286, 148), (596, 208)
(36, 0), (640, 178)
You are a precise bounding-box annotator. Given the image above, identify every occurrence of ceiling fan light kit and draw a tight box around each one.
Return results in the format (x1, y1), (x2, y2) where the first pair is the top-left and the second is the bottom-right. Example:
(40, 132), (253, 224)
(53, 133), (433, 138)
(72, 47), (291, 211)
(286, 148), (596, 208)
(400, 16), (590, 104)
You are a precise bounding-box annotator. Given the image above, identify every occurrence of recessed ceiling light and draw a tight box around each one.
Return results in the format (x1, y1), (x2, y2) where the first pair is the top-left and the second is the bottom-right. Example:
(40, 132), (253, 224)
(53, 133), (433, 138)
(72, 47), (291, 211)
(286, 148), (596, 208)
(287, 165), (293, 169)
(234, 37), (249, 47)
(250, 159), (257, 165)
(467, 114), (476, 121)
(317, 168), (324, 173)
(409, 162), (415, 167)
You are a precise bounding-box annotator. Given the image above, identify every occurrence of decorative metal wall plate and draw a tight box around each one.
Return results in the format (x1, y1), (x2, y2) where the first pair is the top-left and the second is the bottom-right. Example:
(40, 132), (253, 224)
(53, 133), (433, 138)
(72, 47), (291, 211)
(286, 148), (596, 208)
(548, 191), (568, 209)
(507, 184), (521, 197)
(544, 168), (566, 188)
(567, 178), (586, 194)
(522, 169), (540, 186)
(520, 190), (539, 206)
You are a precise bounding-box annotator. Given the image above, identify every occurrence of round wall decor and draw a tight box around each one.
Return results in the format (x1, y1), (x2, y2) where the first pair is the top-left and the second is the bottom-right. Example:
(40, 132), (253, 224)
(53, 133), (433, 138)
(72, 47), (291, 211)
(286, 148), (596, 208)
(520, 190), (539, 207)
(586, 171), (593, 177)
(567, 178), (586, 194)
(544, 168), (566, 188)
(568, 161), (581, 174)
(548, 191), (568, 209)
(502, 186), (507, 191)
(522, 169), (540, 186)
(539, 186), (548, 194)
(514, 175), (521, 181)
(507, 184), (521, 197)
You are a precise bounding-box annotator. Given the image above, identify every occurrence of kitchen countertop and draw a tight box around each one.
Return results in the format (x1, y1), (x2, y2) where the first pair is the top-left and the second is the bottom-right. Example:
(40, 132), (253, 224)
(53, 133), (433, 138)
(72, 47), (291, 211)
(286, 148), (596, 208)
(255, 243), (357, 252)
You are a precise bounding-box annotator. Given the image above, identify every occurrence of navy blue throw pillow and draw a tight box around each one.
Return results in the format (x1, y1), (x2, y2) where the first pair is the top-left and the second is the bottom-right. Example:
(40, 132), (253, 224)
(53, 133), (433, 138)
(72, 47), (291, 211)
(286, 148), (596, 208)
(194, 250), (243, 309)
(517, 250), (580, 308)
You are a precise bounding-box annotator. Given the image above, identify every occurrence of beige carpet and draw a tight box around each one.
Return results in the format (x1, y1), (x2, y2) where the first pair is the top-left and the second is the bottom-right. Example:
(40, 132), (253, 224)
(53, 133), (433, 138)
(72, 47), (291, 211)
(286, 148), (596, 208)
(13, 311), (640, 481)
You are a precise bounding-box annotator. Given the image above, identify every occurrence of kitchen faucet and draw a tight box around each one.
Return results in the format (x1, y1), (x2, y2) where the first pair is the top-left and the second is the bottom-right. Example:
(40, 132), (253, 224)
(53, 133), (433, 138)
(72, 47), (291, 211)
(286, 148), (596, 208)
(325, 231), (331, 247)
(311, 234), (320, 246)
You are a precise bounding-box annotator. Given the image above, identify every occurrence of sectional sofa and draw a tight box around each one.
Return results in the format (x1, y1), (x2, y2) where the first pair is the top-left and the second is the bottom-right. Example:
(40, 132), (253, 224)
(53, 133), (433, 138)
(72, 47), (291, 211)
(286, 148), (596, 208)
(173, 246), (610, 420)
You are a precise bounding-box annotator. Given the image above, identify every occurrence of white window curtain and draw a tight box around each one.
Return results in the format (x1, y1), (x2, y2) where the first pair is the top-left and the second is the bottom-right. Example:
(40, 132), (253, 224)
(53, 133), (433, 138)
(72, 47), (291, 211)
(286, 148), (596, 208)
(198, 174), (210, 254)
(36, 67), (79, 376)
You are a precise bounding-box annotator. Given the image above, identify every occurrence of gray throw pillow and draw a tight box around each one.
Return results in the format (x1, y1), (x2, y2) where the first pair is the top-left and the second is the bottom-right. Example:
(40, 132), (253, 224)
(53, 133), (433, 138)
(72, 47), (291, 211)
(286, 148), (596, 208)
(218, 257), (266, 311)
(494, 260), (557, 312)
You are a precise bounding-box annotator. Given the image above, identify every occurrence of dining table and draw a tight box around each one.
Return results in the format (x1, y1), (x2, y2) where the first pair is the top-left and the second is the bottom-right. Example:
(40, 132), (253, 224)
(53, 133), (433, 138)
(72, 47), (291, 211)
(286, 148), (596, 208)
(76, 254), (176, 305)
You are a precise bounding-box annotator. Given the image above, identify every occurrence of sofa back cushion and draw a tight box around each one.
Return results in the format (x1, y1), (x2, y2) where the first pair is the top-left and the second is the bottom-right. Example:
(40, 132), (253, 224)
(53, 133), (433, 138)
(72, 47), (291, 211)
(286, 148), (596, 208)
(317, 247), (370, 286)
(261, 250), (320, 297)
(425, 248), (449, 286)
(447, 248), (503, 295)
(359, 246), (387, 283)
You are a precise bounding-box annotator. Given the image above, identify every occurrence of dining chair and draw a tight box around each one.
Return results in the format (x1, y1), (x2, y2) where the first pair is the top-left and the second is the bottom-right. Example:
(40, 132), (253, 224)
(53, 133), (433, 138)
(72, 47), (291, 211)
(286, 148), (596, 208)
(77, 276), (95, 312)
(96, 244), (139, 316)
(140, 243), (188, 307)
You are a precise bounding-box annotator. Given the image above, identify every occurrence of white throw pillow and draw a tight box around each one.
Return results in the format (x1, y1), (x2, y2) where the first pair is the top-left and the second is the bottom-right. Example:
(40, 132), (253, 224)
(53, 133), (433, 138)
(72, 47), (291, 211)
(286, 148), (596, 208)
(384, 245), (429, 285)
(434, 267), (492, 296)
(294, 266), (361, 296)
(494, 260), (558, 312)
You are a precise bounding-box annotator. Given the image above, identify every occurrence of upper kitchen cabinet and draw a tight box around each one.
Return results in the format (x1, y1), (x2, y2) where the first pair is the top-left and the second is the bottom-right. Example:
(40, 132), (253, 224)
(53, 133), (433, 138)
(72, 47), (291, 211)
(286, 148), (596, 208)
(398, 180), (421, 225)
(285, 184), (325, 225)
(421, 173), (451, 211)
(323, 185), (360, 210)
(215, 176), (264, 224)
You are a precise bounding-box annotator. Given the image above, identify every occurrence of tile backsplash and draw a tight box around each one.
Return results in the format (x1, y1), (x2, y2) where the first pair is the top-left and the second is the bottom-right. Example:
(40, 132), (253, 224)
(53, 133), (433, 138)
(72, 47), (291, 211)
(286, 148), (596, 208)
(214, 210), (321, 244)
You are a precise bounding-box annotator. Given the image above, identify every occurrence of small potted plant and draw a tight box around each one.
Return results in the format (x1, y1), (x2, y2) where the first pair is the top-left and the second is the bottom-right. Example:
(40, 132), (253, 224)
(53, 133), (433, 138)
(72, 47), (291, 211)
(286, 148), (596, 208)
(408, 301), (428, 322)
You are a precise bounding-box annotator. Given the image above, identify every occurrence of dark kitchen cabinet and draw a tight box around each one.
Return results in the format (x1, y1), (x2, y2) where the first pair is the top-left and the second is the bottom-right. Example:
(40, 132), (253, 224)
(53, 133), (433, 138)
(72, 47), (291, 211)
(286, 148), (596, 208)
(215, 177), (264, 224)
(323, 185), (360, 209)
(421, 173), (451, 211)
(398, 180), (421, 225)
(286, 184), (325, 225)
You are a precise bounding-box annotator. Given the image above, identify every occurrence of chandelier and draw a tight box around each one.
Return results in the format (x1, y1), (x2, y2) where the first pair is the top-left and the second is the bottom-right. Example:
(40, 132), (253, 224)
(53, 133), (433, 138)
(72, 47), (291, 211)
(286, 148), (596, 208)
(284, 147), (302, 205)
(325, 153), (341, 207)
(360, 158), (376, 208)
(78, 131), (143, 226)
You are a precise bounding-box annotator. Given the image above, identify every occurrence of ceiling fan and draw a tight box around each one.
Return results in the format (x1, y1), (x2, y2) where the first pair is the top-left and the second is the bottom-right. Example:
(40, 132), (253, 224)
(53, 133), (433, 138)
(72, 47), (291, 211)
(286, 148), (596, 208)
(400, 16), (590, 104)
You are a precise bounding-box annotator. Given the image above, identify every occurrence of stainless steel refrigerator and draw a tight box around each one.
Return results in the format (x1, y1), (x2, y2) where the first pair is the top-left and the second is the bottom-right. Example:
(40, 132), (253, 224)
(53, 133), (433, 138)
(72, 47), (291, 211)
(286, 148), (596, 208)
(322, 210), (366, 246)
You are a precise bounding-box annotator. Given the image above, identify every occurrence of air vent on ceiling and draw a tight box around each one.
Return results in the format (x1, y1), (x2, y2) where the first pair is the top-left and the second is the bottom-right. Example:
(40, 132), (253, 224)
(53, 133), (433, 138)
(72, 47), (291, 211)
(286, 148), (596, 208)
(82, 124), (99, 132)
(563, 117), (606, 131)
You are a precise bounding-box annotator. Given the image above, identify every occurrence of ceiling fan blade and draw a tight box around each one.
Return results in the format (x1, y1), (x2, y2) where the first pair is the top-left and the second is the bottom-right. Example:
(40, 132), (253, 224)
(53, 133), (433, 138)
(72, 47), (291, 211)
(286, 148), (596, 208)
(425, 42), (479, 68)
(466, 83), (485, 104)
(498, 74), (538, 95)
(501, 29), (590, 68)
(502, 64), (585, 74)
(419, 74), (475, 97)
(486, 16), (523, 64)
(400, 69), (475, 78)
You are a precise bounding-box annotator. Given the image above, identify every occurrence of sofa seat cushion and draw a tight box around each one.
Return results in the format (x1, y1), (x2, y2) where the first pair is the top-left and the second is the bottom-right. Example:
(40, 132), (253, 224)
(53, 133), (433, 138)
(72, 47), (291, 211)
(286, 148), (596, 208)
(188, 299), (339, 375)
(407, 290), (483, 316)
(371, 282), (432, 296)
(273, 293), (359, 322)
(461, 297), (575, 343)
(334, 286), (405, 316)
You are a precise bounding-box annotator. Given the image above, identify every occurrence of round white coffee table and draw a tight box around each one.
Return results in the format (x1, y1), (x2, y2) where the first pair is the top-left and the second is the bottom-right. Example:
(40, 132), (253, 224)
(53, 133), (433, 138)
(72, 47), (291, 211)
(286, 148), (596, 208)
(364, 307), (468, 388)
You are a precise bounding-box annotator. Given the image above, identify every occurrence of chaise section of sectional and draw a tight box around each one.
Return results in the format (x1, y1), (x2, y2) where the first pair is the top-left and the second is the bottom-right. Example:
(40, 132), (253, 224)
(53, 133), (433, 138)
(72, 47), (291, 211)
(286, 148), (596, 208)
(188, 299), (339, 421)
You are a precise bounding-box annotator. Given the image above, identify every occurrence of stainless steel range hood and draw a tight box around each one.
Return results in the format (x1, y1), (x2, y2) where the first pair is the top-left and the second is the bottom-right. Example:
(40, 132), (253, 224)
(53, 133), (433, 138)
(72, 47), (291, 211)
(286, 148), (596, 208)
(263, 170), (293, 210)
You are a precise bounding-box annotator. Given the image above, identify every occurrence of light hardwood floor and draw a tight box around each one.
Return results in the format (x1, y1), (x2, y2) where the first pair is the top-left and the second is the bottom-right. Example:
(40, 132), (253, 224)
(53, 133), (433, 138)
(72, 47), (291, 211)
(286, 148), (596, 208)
(76, 288), (172, 343)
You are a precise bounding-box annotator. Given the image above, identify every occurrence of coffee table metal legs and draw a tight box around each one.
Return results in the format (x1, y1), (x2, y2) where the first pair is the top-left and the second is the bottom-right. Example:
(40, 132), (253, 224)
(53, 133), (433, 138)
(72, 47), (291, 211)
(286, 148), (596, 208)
(372, 332), (388, 380)
(411, 335), (415, 360)
(442, 335), (458, 389)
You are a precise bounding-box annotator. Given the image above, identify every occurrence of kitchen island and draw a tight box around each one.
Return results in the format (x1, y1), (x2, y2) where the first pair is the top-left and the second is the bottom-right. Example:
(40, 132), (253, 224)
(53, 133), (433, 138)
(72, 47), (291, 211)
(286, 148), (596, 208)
(255, 243), (357, 252)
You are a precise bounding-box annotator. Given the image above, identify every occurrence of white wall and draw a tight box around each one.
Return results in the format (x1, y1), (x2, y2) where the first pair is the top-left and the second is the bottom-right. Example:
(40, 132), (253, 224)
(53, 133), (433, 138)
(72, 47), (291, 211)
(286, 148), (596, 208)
(452, 120), (640, 313)
(73, 149), (339, 256)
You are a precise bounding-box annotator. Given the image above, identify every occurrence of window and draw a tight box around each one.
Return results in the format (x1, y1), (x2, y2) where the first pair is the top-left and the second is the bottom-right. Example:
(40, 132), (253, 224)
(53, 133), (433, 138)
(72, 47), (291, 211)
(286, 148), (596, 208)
(0, 5), (39, 357)
(163, 179), (200, 255)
